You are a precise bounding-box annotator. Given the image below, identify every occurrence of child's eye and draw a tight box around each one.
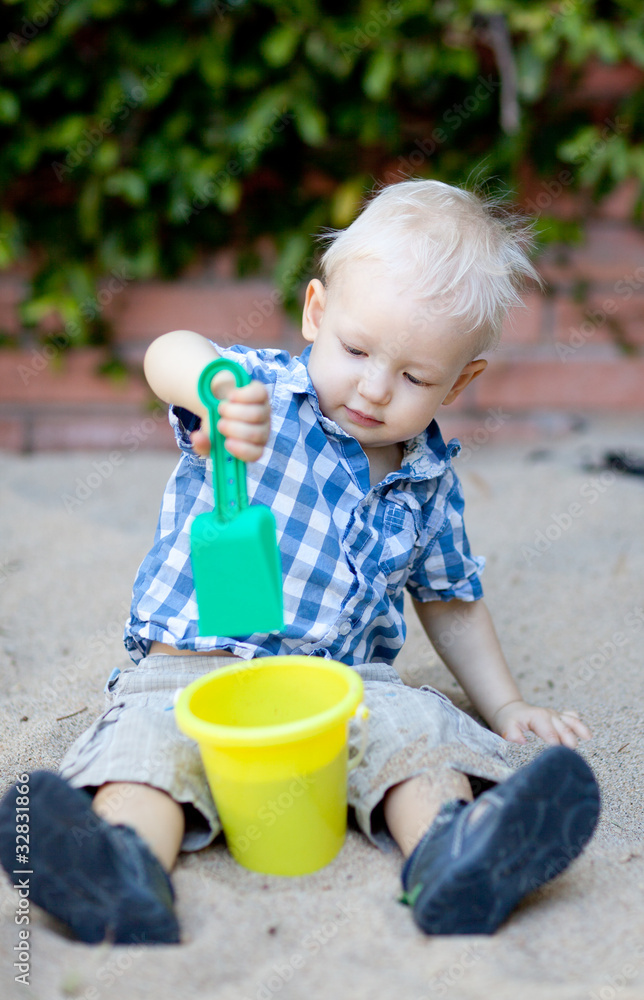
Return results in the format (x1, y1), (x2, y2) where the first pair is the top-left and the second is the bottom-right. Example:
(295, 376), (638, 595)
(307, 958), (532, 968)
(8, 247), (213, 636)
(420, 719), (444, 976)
(342, 342), (366, 357)
(405, 372), (431, 387)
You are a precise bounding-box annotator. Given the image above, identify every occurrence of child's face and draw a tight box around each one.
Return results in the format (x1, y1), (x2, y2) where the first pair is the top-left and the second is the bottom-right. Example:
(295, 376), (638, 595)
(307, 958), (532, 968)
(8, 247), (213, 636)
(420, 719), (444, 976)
(302, 261), (487, 452)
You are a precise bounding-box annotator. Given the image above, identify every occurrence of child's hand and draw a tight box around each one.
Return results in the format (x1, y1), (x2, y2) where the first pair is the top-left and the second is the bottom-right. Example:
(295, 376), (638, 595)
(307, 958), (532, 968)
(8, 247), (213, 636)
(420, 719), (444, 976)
(190, 376), (271, 462)
(491, 700), (592, 749)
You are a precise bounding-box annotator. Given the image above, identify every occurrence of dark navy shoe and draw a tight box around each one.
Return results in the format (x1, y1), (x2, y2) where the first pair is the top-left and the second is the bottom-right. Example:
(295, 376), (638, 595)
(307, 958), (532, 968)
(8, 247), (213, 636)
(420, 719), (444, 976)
(400, 746), (600, 935)
(0, 771), (180, 944)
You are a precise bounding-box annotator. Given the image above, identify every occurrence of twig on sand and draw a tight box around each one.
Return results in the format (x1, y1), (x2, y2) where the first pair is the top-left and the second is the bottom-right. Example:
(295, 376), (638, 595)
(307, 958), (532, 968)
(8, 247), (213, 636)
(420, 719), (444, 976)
(56, 706), (88, 722)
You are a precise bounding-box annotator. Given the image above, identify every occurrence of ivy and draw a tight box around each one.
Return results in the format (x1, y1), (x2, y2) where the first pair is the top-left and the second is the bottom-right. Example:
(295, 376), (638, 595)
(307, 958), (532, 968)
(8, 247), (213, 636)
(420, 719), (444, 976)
(0, 0), (643, 346)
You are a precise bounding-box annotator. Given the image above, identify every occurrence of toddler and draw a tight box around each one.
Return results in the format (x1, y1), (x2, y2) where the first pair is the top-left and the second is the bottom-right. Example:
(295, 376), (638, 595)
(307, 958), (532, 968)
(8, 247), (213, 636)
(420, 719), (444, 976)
(0, 180), (600, 943)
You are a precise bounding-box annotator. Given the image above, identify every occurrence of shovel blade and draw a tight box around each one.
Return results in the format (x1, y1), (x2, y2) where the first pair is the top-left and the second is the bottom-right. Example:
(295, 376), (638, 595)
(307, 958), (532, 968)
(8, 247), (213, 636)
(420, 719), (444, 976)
(191, 505), (283, 638)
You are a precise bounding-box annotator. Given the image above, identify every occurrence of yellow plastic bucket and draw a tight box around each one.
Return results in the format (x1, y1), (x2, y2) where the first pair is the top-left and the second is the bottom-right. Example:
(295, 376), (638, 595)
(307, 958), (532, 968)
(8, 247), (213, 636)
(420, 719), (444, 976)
(174, 656), (369, 876)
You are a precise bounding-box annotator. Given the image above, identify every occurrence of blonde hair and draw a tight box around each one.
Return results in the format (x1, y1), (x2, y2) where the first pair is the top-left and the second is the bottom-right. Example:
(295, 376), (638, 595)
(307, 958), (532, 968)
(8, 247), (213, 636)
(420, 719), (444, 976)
(318, 179), (541, 357)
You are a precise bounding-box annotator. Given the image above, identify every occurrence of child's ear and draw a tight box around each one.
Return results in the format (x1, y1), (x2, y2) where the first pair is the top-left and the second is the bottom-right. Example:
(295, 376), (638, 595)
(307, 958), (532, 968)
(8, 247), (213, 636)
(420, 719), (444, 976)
(302, 279), (326, 343)
(442, 359), (488, 406)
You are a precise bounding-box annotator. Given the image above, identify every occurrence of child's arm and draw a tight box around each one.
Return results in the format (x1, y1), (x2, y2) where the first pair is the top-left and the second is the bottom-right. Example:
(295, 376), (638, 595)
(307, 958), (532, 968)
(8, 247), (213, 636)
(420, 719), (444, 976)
(413, 597), (591, 748)
(144, 330), (271, 460)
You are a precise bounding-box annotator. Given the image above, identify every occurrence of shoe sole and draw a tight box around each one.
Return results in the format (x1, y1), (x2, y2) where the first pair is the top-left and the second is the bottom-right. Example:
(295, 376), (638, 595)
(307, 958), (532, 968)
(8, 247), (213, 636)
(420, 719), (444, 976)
(0, 772), (180, 944)
(413, 747), (600, 935)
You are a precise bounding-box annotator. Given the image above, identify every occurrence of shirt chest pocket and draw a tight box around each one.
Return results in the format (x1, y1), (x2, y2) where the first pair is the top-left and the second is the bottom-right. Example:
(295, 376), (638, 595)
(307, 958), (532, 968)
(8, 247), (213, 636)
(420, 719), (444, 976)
(380, 503), (419, 588)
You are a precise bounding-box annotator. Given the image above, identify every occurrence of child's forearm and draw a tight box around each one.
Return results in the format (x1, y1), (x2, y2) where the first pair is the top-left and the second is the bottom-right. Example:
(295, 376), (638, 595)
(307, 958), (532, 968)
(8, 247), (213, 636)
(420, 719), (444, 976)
(412, 598), (522, 728)
(143, 330), (220, 420)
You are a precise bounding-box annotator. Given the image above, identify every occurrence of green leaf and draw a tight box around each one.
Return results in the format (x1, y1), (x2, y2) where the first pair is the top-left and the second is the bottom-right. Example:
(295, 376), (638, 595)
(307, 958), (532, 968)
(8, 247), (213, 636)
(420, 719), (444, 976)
(54, 1), (94, 37)
(261, 24), (300, 67)
(213, 177), (242, 213)
(558, 126), (601, 165)
(44, 115), (87, 150)
(274, 232), (310, 295)
(198, 35), (229, 89)
(104, 170), (148, 205)
(304, 31), (353, 79)
(0, 212), (23, 269)
(79, 178), (102, 240)
(400, 44), (436, 86)
(235, 88), (291, 148)
(330, 176), (367, 228)
(91, 138), (120, 174)
(363, 49), (395, 100)
(516, 43), (547, 101)
(291, 97), (327, 146)
(0, 91), (19, 124)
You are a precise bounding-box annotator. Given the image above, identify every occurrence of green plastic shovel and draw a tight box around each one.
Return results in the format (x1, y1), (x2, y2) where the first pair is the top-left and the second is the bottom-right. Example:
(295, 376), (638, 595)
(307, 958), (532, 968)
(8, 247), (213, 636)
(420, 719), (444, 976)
(190, 358), (283, 638)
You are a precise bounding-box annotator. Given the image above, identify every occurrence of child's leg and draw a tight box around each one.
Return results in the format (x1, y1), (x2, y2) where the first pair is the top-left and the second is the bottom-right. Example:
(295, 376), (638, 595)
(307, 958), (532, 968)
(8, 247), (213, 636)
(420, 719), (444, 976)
(383, 770), (473, 857)
(345, 670), (600, 936)
(397, 747), (600, 935)
(92, 782), (185, 873)
(0, 771), (181, 945)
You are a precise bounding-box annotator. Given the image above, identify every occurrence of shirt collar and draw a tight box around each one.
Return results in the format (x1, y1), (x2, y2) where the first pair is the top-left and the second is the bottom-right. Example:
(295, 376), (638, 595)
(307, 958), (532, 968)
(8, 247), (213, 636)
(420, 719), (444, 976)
(284, 345), (460, 483)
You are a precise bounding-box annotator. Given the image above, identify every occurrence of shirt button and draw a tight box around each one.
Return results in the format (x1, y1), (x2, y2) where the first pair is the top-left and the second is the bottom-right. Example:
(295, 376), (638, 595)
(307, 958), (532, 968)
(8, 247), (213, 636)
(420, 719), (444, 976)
(338, 622), (351, 635)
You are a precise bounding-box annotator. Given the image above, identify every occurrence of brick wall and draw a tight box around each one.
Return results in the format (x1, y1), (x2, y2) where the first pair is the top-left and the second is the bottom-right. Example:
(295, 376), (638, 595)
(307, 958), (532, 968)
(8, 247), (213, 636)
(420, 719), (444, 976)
(1, 184), (643, 453)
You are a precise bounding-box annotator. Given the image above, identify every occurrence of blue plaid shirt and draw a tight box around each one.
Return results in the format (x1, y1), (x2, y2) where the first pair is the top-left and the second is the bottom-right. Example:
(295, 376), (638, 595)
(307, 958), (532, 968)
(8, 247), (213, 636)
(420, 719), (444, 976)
(124, 344), (484, 665)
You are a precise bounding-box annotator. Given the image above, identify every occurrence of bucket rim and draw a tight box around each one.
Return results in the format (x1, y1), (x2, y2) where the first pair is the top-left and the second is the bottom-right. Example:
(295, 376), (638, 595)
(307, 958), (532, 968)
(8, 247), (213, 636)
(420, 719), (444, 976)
(174, 655), (364, 747)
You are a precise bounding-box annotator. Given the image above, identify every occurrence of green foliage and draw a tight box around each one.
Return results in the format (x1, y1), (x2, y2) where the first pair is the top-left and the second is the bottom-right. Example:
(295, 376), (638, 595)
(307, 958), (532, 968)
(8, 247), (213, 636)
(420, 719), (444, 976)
(1, 0), (643, 345)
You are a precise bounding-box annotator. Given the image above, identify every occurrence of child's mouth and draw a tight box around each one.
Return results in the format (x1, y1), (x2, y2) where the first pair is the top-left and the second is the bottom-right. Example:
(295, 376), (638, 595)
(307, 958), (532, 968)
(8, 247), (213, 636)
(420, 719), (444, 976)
(345, 407), (383, 427)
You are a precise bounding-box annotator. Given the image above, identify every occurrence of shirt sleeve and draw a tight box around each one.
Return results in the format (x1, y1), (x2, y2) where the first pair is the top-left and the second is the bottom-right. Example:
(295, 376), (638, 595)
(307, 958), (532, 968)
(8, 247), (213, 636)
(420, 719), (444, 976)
(405, 468), (485, 603)
(169, 404), (202, 457)
(212, 343), (290, 387)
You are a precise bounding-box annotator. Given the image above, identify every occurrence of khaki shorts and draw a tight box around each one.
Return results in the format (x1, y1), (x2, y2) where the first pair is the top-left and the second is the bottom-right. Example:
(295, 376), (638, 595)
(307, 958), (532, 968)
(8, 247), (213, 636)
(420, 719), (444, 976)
(58, 654), (512, 853)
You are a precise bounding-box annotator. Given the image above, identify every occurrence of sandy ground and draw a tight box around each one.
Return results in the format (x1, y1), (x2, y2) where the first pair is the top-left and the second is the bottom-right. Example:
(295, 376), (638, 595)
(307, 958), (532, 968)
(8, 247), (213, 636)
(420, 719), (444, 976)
(1, 414), (644, 1000)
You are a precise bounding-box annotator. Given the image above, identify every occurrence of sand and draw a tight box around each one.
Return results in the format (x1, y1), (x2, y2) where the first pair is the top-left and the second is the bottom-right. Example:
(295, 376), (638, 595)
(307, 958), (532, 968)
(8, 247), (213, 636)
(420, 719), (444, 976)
(1, 414), (644, 1000)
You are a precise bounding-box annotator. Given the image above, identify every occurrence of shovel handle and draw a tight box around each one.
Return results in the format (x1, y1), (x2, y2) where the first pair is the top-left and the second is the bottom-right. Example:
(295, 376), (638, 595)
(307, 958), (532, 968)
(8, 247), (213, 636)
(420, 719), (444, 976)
(197, 358), (251, 522)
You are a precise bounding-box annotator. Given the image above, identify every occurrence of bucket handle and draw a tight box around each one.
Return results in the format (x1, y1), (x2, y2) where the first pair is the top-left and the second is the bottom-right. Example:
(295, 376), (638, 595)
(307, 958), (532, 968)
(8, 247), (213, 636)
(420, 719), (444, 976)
(347, 703), (370, 771)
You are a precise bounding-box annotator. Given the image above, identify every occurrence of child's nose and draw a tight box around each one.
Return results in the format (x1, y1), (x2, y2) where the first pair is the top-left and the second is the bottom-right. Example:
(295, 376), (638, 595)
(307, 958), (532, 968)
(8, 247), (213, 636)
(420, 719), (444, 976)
(358, 363), (392, 404)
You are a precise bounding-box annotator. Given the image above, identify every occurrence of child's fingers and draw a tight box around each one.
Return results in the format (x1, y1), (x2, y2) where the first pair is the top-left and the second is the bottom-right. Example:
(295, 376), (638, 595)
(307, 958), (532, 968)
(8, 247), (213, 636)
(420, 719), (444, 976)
(548, 715), (580, 749)
(523, 712), (561, 746)
(226, 382), (269, 405)
(222, 437), (265, 462)
(217, 400), (270, 424)
(500, 720), (528, 745)
(217, 417), (269, 446)
(559, 711), (592, 741)
(209, 371), (236, 398)
(190, 428), (211, 456)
